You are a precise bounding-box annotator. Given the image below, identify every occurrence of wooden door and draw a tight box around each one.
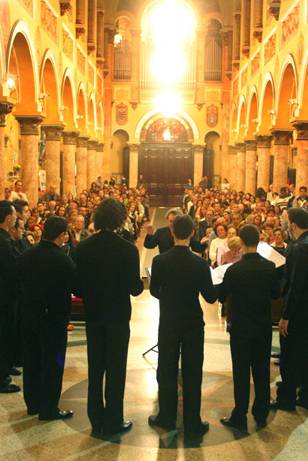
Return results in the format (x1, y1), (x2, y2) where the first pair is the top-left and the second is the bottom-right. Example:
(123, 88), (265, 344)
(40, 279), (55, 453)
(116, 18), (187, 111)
(139, 143), (193, 206)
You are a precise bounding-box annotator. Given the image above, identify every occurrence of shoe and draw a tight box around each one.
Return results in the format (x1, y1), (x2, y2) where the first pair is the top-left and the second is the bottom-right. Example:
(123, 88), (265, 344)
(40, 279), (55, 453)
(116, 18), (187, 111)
(103, 420), (133, 436)
(91, 427), (103, 438)
(0, 383), (21, 393)
(3, 376), (12, 385)
(296, 399), (308, 410)
(271, 353), (280, 359)
(220, 417), (248, 433)
(9, 367), (22, 376)
(148, 415), (176, 431)
(255, 419), (267, 430)
(270, 400), (296, 412)
(27, 409), (39, 416)
(185, 420), (210, 438)
(39, 409), (74, 421)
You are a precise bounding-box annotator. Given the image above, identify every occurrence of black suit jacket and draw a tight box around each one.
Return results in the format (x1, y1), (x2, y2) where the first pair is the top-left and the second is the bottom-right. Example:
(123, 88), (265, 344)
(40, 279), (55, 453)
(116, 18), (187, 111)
(0, 229), (17, 309)
(150, 246), (217, 330)
(220, 253), (280, 336)
(144, 226), (202, 254)
(76, 230), (144, 325)
(282, 231), (308, 325)
(18, 240), (76, 321)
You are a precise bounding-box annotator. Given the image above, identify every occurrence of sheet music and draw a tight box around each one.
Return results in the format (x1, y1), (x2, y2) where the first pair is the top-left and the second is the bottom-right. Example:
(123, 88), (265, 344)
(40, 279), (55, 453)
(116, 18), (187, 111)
(210, 264), (232, 285)
(257, 241), (286, 268)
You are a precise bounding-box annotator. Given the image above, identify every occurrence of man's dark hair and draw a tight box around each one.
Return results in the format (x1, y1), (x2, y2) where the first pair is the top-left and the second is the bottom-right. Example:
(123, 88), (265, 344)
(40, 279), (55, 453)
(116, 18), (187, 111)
(288, 208), (308, 229)
(12, 199), (28, 213)
(94, 198), (127, 231)
(239, 224), (260, 247)
(173, 215), (194, 240)
(42, 216), (68, 241)
(0, 200), (14, 224)
(299, 186), (307, 192)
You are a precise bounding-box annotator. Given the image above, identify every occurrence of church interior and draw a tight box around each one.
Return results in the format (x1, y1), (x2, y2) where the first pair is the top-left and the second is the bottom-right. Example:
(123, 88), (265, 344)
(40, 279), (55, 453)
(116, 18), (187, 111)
(0, 0), (308, 460)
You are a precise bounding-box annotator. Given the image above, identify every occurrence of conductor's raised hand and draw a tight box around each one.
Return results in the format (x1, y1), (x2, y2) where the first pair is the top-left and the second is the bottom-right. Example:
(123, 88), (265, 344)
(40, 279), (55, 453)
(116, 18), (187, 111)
(146, 224), (155, 235)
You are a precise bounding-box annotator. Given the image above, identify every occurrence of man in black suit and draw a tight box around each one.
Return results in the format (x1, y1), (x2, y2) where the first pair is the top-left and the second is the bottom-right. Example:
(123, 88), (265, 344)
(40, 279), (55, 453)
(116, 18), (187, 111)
(149, 215), (217, 442)
(0, 200), (20, 393)
(144, 208), (202, 254)
(271, 208), (308, 411)
(19, 217), (75, 420)
(76, 198), (144, 438)
(220, 225), (280, 432)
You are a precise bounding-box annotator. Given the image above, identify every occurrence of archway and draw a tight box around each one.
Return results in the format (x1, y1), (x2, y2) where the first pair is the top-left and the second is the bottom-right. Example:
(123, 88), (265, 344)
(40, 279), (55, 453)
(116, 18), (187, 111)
(77, 86), (87, 134)
(204, 131), (221, 188)
(259, 77), (275, 134)
(276, 61), (297, 129)
(112, 129), (130, 181)
(138, 114), (194, 206)
(62, 74), (75, 129)
(40, 54), (59, 122)
(247, 91), (258, 139)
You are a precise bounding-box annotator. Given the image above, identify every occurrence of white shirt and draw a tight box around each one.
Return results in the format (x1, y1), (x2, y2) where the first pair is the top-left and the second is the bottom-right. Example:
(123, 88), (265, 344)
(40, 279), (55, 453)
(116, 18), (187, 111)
(9, 191), (29, 202)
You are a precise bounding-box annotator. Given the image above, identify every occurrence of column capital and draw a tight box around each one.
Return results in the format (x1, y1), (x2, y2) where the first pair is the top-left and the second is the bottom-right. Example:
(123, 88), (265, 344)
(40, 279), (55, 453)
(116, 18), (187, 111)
(16, 115), (44, 135)
(62, 131), (80, 145)
(77, 136), (89, 148)
(88, 140), (98, 150)
(271, 129), (293, 145)
(245, 139), (257, 150)
(256, 135), (272, 148)
(129, 143), (139, 153)
(96, 142), (104, 152)
(0, 101), (14, 127)
(228, 145), (237, 155)
(291, 120), (308, 140)
(235, 142), (246, 152)
(42, 124), (65, 141)
(193, 144), (204, 154)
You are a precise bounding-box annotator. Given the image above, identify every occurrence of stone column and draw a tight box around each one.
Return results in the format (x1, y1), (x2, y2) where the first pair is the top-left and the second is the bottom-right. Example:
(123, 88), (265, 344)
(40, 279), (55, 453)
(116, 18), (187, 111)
(271, 130), (292, 193)
(76, 136), (89, 195)
(241, 0), (251, 56)
(62, 131), (79, 196)
(16, 116), (43, 206)
(256, 135), (272, 191)
(42, 124), (64, 194)
(0, 102), (13, 199)
(233, 9), (241, 69)
(245, 140), (257, 194)
(88, 0), (97, 54)
(96, 142), (104, 178)
(87, 140), (98, 187)
(236, 143), (246, 191)
(194, 145), (204, 187)
(253, 0), (263, 41)
(228, 146), (237, 189)
(129, 144), (139, 188)
(96, 0), (104, 69)
(76, 0), (86, 37)
(292, 121), (308, 193)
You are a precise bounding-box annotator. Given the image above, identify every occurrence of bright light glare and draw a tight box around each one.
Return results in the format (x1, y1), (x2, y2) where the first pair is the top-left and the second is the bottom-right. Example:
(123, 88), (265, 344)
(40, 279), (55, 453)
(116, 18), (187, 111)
(155, 91), (181, 117)
(143, 0), (196, 85)
(6, 77), (16, 90)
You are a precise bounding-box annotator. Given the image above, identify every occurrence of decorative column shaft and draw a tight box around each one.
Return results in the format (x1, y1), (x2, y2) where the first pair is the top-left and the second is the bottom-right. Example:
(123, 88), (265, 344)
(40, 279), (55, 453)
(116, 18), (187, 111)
(236, 143), (246, 191)
(292, 121), (308, 193)
(96, 142), (104, 178)
(96, 0), (104, 68)
(16, 116), (43, 206)
(88, 0), (97, 54)
(253, 0), (263, 41)
(256, 135), (272, 191)
(129, 144), (139, 188)
(245, 140), (257, 194)
(233, 10), (241, 68)
(87, 140), (98, 187)
(42, 124), (64, 194)
(76, 0), (86, 37)
(228, 146), (238, 189)
(0, 102), (13, 199)
(76, 136), (89, 195)
(241, 0), (251, 57)
(272, 130), (292, 193)
(62, 131), (79, 195)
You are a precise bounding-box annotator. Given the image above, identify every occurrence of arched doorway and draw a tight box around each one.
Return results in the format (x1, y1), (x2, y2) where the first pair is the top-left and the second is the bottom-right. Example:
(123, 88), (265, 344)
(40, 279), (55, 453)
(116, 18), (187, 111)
(204, 131), (220, 188)
(139, 116), (194, 206)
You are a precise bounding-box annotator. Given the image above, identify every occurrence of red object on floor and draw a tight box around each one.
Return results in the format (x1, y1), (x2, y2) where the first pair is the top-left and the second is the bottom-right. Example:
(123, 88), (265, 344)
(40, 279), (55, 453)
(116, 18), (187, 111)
(67, 324), (74, 332)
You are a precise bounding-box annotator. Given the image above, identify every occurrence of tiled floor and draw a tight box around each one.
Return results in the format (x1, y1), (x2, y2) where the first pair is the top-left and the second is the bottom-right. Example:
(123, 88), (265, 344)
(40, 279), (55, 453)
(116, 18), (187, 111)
(1, 210), (308, 460)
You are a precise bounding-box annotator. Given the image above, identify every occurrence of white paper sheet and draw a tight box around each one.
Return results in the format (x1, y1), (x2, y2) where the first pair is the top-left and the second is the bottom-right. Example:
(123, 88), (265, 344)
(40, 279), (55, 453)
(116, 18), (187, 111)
(257, 241), (286, 268)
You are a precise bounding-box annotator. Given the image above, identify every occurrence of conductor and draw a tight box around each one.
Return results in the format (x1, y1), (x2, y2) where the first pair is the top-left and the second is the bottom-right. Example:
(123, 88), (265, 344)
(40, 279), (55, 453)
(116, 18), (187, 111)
(149, 215), (217, 442)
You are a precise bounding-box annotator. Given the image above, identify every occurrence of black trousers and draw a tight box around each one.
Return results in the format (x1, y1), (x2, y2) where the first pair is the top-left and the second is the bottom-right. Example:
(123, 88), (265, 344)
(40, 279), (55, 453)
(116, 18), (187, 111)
(230, 331), (272, 422)
(22, 315), (67, 417)
(86, 322), (130, 432)
(278, 325), (308, 406)
(157, 323), (204, 434)
(0, 307), (15, 384)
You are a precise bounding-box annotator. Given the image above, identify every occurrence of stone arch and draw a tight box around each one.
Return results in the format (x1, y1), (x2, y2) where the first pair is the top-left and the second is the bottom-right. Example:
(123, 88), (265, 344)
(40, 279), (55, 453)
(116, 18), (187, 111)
(97, 101), (104, 139)
(297, 51), (308, 119)
(135, 109), (199, 142)
(237, 96), (246, 141)
(77, 84), (87, 134)
(40, 51), (60, 122)
(259, 75), (275, 134)
(6, 21), (39, 114)
(276, 56), (298, 129)
(247, 89), (258, 138)
(61, 70), (76, 129)
(88, 94), (96, 138)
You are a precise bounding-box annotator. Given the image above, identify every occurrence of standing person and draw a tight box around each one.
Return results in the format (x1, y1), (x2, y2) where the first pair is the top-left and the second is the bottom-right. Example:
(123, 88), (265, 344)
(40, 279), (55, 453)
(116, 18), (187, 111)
(149, 215), (217, 442)
(19, 217), (75, 420)
(9, 180), (28, 202)
(220, 225), (280, 432)
(271, 208), (308, 411)
(0, 201), (20, 393)
(76, 198), (143, 438)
